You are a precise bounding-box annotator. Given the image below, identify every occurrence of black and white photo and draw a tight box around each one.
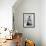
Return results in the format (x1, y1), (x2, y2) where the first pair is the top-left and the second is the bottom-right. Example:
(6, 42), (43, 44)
(23, 13), (35, 28)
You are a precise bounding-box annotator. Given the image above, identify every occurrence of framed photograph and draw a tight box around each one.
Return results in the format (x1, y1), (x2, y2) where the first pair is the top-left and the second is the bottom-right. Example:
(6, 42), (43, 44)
(23, 13), (35, 28)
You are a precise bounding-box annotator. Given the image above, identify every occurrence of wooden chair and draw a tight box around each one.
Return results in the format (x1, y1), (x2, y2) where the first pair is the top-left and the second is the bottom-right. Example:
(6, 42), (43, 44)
(25, 40), (35, 46)
(15, 33), (23, 46)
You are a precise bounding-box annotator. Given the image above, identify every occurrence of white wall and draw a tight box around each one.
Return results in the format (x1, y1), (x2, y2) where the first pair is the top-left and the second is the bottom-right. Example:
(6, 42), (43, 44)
(13, 0), (41, 46)
(0, 0), (16, 30)
(41, 0), (46, 46)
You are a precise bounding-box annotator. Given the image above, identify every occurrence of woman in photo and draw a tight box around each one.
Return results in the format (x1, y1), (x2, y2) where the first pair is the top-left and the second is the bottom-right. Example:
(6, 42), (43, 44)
(27, 16), (32, 26)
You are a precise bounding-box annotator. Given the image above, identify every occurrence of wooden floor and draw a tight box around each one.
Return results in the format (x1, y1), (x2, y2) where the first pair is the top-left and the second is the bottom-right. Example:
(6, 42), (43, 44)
(0, 39), (16, 46)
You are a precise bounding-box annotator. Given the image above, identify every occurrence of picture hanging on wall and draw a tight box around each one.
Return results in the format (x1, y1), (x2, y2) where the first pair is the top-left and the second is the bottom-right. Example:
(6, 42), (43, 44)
(23, 13), (35, 28)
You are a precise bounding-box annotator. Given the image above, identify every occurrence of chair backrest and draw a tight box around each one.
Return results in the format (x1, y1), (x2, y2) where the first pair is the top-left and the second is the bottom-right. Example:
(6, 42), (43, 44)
(25, 40), (35, 46)
(15, 33), (23, 46)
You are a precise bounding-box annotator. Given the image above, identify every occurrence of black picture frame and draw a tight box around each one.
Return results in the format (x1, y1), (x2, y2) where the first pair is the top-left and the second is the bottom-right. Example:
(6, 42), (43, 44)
(23, 13), (35, 28)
